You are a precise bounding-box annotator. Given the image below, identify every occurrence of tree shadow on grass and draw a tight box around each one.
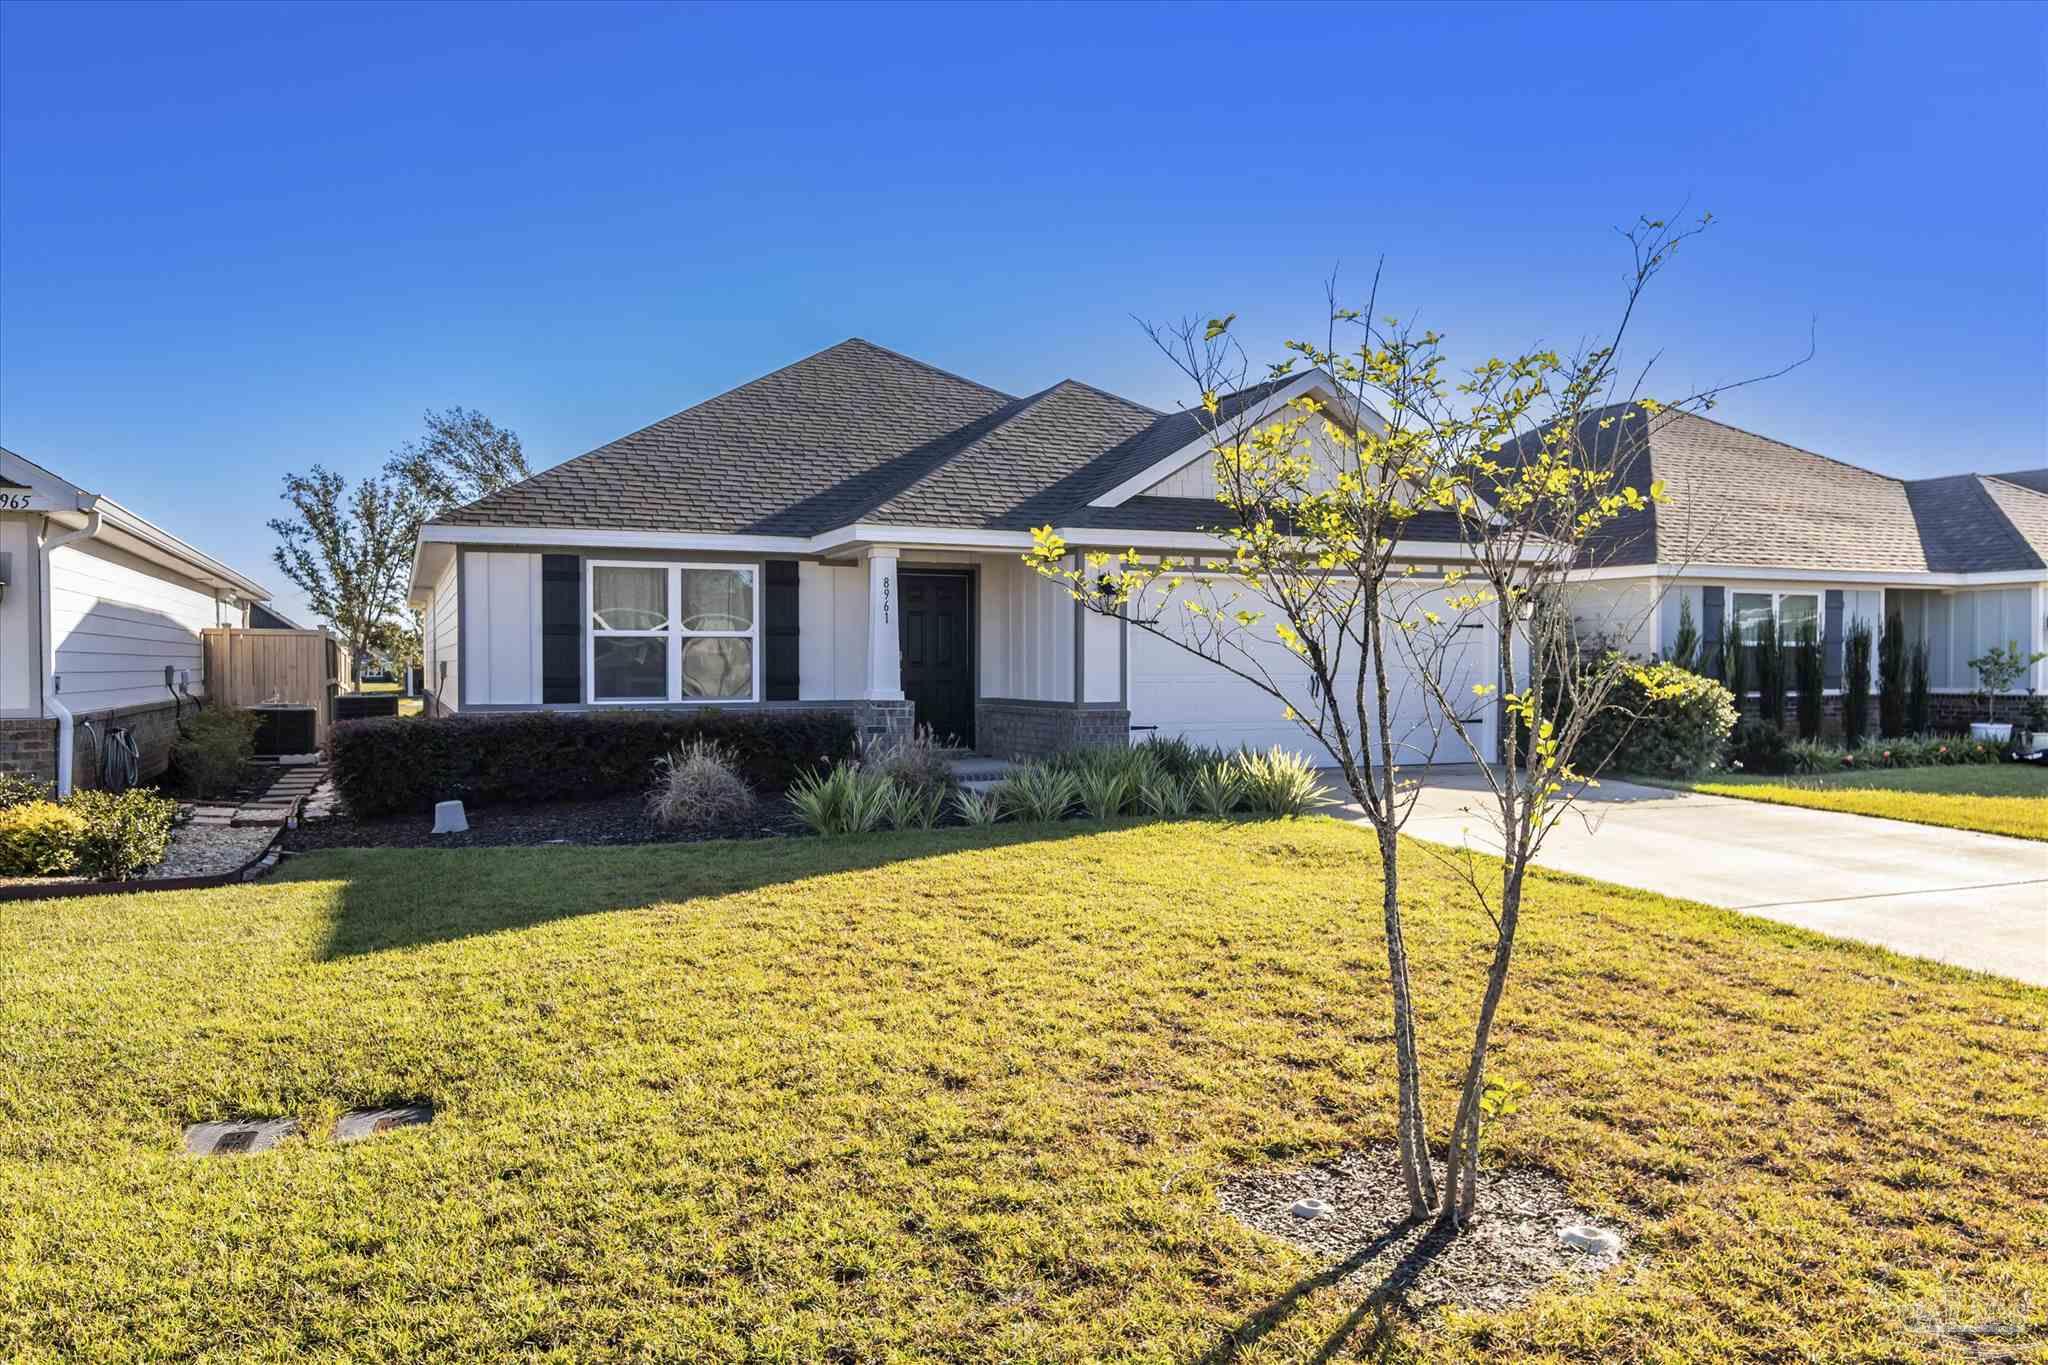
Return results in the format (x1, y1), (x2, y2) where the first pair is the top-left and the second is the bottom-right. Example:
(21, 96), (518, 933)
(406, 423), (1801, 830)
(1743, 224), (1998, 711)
(297, 821), (1104, 960)
(1194, 1217), (1459, 1365)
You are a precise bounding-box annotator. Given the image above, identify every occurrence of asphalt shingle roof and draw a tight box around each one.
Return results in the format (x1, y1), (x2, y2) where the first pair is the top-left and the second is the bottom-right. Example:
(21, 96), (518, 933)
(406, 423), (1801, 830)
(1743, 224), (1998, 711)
(434, 343), (2048, 574)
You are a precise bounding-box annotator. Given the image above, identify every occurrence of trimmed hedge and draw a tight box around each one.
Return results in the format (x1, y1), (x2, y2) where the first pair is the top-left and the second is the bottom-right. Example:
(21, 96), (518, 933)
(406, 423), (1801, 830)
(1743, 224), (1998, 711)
(330, 709), (860, 817)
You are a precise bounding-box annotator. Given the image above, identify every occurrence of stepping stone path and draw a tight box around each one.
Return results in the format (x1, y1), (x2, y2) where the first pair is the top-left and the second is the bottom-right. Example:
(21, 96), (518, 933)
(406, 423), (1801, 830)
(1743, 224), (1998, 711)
(178, 762), (335, 831)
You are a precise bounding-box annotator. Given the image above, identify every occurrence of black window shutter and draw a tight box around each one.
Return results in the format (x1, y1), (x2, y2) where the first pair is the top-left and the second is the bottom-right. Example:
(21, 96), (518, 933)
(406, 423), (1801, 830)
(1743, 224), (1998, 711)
(1701, 586), (1724, 679)
(541, 555), (582, 704)
(1822, 589), (1844, 689)
(764, 560), (800, 701)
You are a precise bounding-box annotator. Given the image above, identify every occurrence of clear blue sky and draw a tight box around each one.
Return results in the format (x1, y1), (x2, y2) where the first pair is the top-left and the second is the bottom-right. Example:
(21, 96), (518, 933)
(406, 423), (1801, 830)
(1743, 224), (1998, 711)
(3, 0), (2043, 623)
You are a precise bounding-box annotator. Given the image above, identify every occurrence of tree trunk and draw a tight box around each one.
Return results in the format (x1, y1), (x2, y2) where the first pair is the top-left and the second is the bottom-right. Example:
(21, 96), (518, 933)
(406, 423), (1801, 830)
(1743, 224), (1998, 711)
(1435, 863), (1525, 1229)
(1378, 823), (1437, 1219)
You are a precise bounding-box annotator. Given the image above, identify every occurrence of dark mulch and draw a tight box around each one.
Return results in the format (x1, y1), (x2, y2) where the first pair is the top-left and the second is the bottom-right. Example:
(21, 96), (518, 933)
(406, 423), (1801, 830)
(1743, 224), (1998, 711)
(1216, 1145), (1630, 1315)
(282, 790), (810, 852)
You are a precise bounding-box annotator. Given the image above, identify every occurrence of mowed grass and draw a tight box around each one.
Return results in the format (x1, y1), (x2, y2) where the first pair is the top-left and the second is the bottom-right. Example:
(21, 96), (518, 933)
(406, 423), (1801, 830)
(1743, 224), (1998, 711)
(1675, 763), (2048, 840)
(2, 821), (2043, 1363)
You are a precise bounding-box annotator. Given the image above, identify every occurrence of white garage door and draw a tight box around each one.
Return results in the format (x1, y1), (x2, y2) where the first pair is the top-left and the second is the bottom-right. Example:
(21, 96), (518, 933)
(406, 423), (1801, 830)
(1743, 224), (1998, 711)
(1127, 579), (1495, 765)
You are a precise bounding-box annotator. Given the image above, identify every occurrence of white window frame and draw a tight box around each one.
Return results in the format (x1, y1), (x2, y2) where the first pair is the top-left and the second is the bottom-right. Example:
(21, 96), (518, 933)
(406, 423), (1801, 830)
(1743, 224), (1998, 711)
(1730, 588), (1822, 645)
(586, 559), (761, 705)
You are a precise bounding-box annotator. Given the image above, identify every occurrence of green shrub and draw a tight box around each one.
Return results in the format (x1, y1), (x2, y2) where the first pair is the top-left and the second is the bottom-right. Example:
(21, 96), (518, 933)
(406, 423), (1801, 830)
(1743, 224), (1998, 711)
(996, 765), (1080, 823)
(0, 773), (54, 811)
(1843, 620), (1873, 748)
(880, 780), (946, 831)
(1134, 736), (1226, 785)
(1232, 747), (1328, 816)
(951, 789), (1002, 827)
(646, 739), (755, 831)
(787, 763), (892, 835)
(65, 789), (176, 880)
(1189, 761), (1244, 816)
(1728, 717), (1790, 775)
(1575, 660), (1738, 777)
(1877, 613), (1909, 740)
(1137, 774), (1190, 818)
(0, 801), (87, 875)
(331, 709), (858, 816)
(1794, 619), (1824, 742)
(1667, 595), (1700, 671)
(171, 705), (261, 798)
(1074, 763), (1137, 819)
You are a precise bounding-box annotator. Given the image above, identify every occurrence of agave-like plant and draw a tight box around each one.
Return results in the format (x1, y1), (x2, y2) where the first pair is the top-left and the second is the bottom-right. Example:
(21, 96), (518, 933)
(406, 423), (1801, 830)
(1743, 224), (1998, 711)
(996, 764), (1081, 823)
(1137, 773), (1190, 818)
(787, 763), (893, 835)
(1188, 760), (1243, 817)
(1233, 746), (1330, 817)
(882, 779), (947, 831)
(951, 788), (1003, 826)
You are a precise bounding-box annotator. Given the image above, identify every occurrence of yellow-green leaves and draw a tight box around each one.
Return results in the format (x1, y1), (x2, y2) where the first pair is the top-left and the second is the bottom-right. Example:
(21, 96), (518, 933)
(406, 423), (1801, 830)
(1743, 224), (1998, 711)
(1204, 313), (1236, 340)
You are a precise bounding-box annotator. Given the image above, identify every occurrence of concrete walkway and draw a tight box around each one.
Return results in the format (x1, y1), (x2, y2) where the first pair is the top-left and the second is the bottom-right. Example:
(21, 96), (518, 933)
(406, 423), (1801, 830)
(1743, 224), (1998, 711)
(1321, 768), (2048, 986)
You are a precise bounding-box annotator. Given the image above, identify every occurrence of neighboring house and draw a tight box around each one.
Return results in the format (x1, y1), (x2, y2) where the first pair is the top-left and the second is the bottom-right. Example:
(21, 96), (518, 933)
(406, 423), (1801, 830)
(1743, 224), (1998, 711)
(247, 601), (302, 630)
(0, 448), (273, 792)
(1528, 408), (2048, 728)
(408, 339), (1502, 763)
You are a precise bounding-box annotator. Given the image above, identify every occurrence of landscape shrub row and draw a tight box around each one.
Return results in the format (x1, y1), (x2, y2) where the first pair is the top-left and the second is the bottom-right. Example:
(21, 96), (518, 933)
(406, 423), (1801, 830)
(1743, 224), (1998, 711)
(0, 780), (177, 880)
(1729, 727), (2007, 777)
(331, 708), (860, 817)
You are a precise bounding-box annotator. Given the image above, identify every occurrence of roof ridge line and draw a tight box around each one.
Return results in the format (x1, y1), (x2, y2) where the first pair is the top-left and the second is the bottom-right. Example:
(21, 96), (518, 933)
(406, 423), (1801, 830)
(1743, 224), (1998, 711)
(1049, 376), (1167, 417)
(842, 337), (1019, 403)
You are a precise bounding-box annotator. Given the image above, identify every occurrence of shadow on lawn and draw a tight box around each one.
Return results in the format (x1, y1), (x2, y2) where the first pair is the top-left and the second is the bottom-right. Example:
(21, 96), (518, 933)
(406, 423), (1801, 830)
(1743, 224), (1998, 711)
(296, 822), (1102, 960)
(1194, 1217), (1455, 1365)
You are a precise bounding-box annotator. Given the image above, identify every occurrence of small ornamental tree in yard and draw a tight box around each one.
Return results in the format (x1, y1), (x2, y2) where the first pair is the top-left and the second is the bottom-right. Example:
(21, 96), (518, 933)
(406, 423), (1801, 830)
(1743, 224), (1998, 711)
(1029, 214), (1787, 1233)
(1878, 612), (1909, 739)
(1967, 641), (2048, 723)
(1667, 595), (1700, 671)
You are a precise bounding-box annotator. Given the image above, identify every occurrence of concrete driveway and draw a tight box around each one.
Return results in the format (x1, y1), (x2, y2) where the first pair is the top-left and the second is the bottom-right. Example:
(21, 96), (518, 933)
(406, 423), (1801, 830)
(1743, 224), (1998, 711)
(1321, 768), (2048, 986)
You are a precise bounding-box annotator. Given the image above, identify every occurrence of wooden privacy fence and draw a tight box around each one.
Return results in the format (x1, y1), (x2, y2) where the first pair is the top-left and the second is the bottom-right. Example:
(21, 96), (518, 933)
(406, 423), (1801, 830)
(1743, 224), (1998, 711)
(200, 628), (343, 750)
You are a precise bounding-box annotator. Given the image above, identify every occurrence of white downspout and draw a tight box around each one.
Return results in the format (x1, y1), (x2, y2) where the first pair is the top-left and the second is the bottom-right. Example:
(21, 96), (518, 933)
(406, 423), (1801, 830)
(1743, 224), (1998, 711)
(41, 506), (103, 797)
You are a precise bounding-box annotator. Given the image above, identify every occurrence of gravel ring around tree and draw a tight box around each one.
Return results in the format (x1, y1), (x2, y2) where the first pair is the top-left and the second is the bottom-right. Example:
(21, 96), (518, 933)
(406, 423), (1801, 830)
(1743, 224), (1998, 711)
(1216, 1146), (1632, 1315)
(282, 790), (812, 852)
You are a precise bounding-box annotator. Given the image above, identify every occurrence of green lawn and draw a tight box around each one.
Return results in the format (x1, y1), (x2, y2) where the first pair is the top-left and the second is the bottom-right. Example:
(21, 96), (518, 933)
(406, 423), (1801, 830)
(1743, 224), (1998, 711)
(1672, 763), (2048, 840)
(2, 821), (2042, 1361)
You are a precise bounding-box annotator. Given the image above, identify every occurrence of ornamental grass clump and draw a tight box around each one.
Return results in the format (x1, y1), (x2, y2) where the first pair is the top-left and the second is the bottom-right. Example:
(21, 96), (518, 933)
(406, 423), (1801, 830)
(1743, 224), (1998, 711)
(881, 780), (947, 831)
(1188, 760), (1244, 816)
(870, 725), (956, 800)
(1137, 773), (1191, 818)
(1074, 764), (1138, 819)
(951, 789), (1002, 827)
(995, 765), (1080, 824)
(788, 763), (893, 835)
(646, 738), (756, 831)
(1232, 747), (1329, 816)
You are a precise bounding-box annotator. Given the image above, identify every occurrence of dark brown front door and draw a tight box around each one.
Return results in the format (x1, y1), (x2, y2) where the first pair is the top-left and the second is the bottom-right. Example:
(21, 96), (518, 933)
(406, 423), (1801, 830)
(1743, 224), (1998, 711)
(899, 571), (973, 746)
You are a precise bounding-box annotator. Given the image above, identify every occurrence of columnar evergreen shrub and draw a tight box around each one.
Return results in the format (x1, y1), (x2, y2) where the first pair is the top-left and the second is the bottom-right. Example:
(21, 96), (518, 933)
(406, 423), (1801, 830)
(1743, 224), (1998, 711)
(1667, 596), (1700, 671)
(330, 709), (858, 816)
(1843, 620), (1874, 749)
(1907, 642), (1932, 734)
(1754, 609), (1785, 732)
(1794, 618), (1824, 741)
(1877, 613), (1909, 739)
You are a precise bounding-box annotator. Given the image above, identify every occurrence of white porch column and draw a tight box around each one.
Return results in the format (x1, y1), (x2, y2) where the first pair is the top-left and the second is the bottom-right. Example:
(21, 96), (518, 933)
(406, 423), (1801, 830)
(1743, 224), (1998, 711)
(863, 548), (903, 700)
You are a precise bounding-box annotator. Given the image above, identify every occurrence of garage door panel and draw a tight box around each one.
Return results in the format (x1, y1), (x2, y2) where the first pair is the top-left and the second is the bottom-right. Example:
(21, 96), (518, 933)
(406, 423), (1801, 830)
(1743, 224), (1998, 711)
(1128, 579), (1492, 766)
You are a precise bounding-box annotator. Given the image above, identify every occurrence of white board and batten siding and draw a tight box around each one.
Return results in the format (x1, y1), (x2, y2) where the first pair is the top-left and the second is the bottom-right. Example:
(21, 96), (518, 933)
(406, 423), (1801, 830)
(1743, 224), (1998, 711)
(48, 538), (233, 714)
(0, 515), (40, 714)
(424, 553), (460, 709)
(460, 551), (543, 705)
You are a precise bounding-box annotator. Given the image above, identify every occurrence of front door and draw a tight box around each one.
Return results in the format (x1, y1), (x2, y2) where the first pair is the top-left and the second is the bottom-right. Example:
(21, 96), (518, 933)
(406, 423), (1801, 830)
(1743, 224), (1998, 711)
(898, 571), (974, 747)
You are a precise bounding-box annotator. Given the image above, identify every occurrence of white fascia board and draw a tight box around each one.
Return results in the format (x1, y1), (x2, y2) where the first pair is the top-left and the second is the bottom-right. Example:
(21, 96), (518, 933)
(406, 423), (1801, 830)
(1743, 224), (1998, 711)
(416, 523), (814, 553)
(1567, 562), (2048, 589)
(1086, 370), (1380, 510)
(44, 495), (272, 600)
(824, 523), (1037, 552)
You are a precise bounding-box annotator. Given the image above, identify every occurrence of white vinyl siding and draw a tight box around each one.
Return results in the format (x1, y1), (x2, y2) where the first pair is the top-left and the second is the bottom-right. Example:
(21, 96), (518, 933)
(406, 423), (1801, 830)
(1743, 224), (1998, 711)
(48, 538), (225, 714)
(977, 553), (1072, 701)
(462, 551), (542, 705)
(0, 514), (38, 713)
(426, 554), (460, 710)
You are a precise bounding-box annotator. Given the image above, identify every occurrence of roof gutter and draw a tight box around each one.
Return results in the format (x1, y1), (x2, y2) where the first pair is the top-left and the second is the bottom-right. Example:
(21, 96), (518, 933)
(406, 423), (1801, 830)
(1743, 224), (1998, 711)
(41, 506), (103, 797)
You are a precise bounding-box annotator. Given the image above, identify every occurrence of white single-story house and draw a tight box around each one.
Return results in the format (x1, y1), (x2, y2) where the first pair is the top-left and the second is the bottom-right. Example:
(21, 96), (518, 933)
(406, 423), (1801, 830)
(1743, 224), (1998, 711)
(407, 339), (2048, 759)
(407, 339), (1505, 763)
(0, 447), (274, 792)
(1531, 411), (2048, 729)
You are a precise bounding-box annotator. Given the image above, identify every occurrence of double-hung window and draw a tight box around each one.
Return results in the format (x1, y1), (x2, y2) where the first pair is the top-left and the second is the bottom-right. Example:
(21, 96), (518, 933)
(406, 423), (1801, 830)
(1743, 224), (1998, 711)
(1732, 590), (1821, 646)
(589, 561), (758, 703)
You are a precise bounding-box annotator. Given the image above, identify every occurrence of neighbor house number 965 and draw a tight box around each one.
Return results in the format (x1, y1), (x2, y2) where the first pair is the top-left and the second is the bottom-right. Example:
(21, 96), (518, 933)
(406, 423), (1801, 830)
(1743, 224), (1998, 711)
(0, 493), (35, 510)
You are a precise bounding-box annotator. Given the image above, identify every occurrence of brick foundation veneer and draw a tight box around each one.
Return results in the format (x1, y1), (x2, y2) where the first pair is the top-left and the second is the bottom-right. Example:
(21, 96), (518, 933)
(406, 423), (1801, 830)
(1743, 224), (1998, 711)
(1730, 690), (2030, 738)
(0, 699), (188, 788)
(976, 700), (1131, 758)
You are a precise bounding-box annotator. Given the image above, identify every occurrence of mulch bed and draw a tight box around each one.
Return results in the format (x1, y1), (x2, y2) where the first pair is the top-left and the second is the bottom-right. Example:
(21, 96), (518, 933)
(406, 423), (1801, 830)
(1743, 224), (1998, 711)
(1216, 1145), (1630, 1315)
(282, 790), (810, 852)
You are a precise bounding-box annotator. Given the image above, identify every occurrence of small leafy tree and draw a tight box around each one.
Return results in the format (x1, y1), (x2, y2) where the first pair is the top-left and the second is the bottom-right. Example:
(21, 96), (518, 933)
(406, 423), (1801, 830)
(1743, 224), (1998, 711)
(1968, 641), (2048, 722)
(1907, 641), (1932, 733)
(1668, 595), (1700, 671)
(1032, 213), (1783, 1231)
(383, 406), (531, 511)
(1754, 608), (1785, 732)
(1843, 619), (1873, 747)
(1877, 612), (1909, 739)
(1794, 617), (1824, 740)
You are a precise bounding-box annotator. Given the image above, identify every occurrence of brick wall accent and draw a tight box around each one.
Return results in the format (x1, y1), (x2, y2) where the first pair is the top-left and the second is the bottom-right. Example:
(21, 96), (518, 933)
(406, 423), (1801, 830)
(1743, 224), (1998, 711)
(976, 700), (1130, 758)
(0, 717), (57, 784)
(1730, 690), (2030, 738)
